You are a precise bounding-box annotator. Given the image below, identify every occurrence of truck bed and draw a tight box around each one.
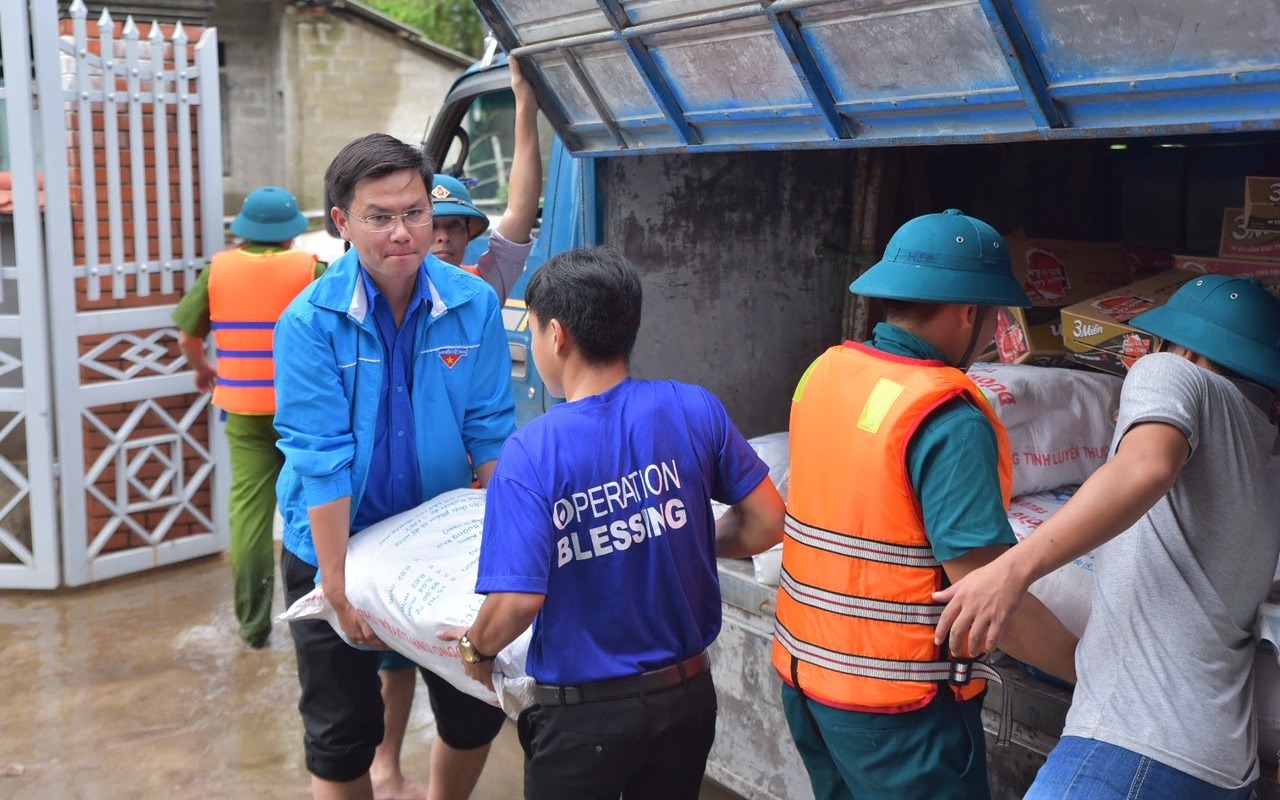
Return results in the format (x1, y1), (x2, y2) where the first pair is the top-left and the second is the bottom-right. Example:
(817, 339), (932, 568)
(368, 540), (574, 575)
(711, 558), (1280, 800)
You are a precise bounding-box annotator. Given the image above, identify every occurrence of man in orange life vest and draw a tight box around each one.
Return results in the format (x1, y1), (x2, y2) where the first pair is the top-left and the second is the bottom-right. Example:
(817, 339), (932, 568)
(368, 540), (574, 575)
(174, 186), (321, 649)
(773, 209), (1078, 800)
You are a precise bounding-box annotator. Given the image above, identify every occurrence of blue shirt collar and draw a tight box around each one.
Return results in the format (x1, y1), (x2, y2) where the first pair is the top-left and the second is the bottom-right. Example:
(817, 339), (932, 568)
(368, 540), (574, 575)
(308, 248), (484, 324)
(358, 263), (431, 323)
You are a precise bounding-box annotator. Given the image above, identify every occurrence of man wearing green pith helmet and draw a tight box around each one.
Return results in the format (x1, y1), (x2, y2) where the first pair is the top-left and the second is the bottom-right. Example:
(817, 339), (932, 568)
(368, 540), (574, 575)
(937, 274), (1280, 799)
(776, 209), (1078, 800)
(173, 185), (325, 649)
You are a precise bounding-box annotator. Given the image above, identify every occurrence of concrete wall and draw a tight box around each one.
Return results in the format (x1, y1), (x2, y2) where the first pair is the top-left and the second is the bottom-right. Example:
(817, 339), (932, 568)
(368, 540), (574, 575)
(211, 0), (466, 214)
(281, 5), (466, 211)
(602, 150), (856, 438)
(210, 0), (286, 208)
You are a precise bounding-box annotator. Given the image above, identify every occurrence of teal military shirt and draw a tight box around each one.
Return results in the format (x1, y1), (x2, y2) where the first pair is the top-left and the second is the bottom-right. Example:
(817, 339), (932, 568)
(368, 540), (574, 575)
(869, 322), (1017, 562)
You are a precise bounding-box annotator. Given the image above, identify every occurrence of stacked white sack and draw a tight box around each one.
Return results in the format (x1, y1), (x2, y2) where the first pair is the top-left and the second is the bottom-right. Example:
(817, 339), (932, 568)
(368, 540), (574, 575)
(1007, 487), (1094, 639)
(712, 431), (790, 586)
(1252, 585), (1280, 764)
(967, 364), (1122, 496)
(278, 488), (534, 717)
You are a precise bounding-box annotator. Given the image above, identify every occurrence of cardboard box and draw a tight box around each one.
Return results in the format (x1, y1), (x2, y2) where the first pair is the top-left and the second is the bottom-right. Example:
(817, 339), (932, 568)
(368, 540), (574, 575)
(1173, 254), (1280, 280)
(1060, 271), (1197, 377)
(1123, 246), (1173, 279)
(1006, 236), (1131, 306)
(1218, 208), (1280, 261)
(994, 306), (1069, 366)
(995, 237), (1132, 366)
(1244, 176), (1280, 232)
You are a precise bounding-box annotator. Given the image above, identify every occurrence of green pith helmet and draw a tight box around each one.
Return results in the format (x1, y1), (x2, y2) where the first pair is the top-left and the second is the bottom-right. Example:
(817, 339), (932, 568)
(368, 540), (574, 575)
(851, 209), (1030, 308)
(430, 175), (490, 238)
(231, 186), (308, 243)
(1130, 274), (1280, 391)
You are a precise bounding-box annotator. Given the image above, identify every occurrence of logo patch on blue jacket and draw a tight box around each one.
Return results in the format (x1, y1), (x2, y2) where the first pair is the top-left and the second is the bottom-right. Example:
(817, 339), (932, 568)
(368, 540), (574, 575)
(438, 349), (468, 369)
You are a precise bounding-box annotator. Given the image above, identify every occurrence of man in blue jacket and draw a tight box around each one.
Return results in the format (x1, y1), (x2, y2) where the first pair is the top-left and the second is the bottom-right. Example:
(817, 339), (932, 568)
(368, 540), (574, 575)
(273, 132), (515, 800)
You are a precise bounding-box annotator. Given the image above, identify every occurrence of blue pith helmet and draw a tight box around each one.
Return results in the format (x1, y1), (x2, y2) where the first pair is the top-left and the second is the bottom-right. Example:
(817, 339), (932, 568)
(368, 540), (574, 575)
(431, 175), (490, 239)
(230, 186), (308, 243)
(851, 209), (1030, 307)
(1130, 274), (1280, 391)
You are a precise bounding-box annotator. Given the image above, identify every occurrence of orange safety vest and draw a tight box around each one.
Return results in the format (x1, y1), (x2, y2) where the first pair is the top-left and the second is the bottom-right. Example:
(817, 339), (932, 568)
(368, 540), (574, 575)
(773, 341), (1013, 714)
(207, 248), (316, 415)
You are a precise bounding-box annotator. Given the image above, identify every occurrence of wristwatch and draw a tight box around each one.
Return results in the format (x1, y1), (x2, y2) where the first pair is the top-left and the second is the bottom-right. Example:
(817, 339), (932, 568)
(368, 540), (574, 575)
(458, 632), (495, 664)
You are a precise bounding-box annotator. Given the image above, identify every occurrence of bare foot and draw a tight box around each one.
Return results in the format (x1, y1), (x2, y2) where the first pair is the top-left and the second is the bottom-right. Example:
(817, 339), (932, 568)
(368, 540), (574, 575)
(372, 775), (428, 800)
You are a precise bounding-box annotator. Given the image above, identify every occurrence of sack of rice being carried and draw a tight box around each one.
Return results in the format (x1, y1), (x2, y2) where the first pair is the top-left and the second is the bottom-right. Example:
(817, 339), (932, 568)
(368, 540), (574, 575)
(967, 363), (1122, 496)
(278, 489), (534, 716)
(712, 431), (790, 586)
(1008, 487), (1094, 638)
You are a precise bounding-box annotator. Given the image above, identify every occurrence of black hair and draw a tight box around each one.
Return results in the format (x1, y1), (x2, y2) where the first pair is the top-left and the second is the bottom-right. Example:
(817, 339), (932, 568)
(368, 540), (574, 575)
(882, 299), (945, 326)
(524, 246), (642, 366)
(324, 134), (434, 214)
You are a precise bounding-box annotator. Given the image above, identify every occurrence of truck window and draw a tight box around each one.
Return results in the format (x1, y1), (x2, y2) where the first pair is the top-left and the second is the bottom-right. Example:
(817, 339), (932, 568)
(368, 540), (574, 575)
(439, 87), (554, 223)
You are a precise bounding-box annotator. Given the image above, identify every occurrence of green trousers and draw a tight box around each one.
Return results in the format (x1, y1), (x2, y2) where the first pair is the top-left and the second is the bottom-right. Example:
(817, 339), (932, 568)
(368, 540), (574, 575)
(225, 412), (284, 647)
(781, 682), (990, 800)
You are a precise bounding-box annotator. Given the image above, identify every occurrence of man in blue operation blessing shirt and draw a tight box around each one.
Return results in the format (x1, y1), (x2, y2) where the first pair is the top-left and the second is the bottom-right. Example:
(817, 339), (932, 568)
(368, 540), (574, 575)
(442, 246), (785, 800)
(273, 133), (515, 800)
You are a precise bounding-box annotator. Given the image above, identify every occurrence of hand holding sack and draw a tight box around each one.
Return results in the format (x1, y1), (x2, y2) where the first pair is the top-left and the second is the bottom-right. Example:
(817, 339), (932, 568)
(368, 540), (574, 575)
(278, 489), (535, 716)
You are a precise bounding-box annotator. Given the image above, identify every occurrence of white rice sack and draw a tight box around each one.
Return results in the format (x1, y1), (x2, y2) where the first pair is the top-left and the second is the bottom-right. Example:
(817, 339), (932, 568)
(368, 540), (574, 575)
(278, 489), (534, 716)
(1008, 487), (1094, 638)
(713, 431), (790, 586)
(967, 364), (1122, 496)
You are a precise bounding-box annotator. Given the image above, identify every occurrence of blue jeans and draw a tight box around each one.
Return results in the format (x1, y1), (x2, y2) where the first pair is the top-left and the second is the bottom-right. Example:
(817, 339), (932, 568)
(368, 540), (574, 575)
(1026, 736), (1258, 800)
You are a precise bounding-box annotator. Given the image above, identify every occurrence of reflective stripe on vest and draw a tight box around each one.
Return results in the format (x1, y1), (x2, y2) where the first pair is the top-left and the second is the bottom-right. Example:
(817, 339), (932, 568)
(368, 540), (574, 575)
(774, 622), (1012, 746)
(208, 248), (315, 414)
(772, 341), (1013, 714)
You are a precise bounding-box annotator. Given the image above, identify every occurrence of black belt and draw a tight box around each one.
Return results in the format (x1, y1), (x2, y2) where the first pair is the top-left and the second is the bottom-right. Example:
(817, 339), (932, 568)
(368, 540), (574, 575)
(533, 651), (710, 706)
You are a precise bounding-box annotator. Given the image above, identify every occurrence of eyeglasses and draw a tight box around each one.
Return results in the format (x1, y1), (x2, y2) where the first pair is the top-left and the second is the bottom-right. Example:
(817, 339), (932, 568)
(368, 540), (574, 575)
(344, 207), (432, 233)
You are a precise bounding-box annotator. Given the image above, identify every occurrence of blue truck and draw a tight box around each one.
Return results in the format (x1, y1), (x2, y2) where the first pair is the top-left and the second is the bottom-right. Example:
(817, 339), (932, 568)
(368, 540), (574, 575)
(423, 2), (1280, 796)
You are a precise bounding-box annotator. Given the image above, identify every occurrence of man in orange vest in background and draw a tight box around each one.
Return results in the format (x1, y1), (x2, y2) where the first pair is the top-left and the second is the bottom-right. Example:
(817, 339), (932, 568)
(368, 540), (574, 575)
(174, 186), (321, 649)
(773, 209), (1078, 800)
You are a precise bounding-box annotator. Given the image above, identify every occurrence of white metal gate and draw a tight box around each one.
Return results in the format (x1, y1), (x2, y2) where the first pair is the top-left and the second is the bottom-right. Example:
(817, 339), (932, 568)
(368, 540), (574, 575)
(0, 0), (226, 588)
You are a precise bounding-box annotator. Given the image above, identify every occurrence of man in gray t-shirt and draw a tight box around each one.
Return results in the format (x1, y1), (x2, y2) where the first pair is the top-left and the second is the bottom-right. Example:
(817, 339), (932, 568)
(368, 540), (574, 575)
(934, 274), (1280, 799)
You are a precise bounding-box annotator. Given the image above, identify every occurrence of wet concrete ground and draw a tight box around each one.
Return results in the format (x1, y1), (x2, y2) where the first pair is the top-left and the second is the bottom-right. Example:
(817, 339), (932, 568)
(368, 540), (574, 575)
(0, 553), (740, 800)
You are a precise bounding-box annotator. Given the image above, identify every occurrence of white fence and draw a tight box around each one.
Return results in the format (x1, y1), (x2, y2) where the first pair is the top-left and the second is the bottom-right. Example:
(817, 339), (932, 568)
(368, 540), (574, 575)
(0, 0), (226, 589)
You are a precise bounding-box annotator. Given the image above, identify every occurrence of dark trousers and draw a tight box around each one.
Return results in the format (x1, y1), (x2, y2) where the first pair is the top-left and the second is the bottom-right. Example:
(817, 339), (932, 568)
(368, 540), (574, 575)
(518, 668), (717, 800)
(282, 547), (504, 782)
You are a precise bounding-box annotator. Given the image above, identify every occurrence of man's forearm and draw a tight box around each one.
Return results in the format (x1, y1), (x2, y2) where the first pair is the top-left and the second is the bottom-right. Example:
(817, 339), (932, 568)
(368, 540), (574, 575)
(177, 331), (210, 370)
(309, 497), (352, 601)
(715, 478), (784, 559)
(495, 88), (541, 242)
(467, 591), (543, 657)
(1008, 429), (1184, 588)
